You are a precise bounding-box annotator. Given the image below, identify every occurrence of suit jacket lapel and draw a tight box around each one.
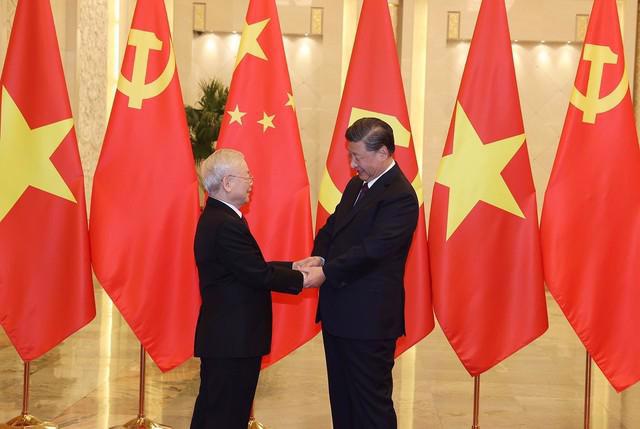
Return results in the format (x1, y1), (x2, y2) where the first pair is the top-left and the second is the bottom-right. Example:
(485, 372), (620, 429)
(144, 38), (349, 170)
(332, 164), (400, 236)
(208, 198), (252, 232)
(332, 179), (361, 234)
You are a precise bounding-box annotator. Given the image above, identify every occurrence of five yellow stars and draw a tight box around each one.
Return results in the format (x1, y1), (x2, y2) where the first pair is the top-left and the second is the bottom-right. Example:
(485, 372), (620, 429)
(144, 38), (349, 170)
(257, 112), (276, 132)
(436, 102), (525, 240)
(227, 105), (246, 125)
(0, 87), (76, 222)
(234, 18), (270, 70)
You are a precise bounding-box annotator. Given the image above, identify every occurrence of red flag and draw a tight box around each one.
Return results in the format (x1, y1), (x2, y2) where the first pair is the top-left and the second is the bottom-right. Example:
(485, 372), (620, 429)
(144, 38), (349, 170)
(0, 0), (94, 360)
(215, 0), (317, 367)
(317, 0), (434, 356)
(540, 0), (640, 391)
(428, 0), (548, 375)
(90, 0), (200, 371)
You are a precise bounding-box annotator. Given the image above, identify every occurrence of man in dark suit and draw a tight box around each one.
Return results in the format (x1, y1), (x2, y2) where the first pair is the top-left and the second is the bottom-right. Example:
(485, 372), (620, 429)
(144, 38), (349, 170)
(190, 148), (318, 429)
(296, 118), (419, 429)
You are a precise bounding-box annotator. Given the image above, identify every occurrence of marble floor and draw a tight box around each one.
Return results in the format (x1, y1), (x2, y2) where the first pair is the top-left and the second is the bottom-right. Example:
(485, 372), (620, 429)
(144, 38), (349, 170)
(1, 286), (639, 429)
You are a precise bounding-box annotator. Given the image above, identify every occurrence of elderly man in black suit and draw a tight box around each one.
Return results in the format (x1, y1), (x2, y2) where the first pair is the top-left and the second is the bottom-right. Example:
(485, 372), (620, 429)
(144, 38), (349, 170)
(296, 117), (419, 429)
(190, 148), (319, 429)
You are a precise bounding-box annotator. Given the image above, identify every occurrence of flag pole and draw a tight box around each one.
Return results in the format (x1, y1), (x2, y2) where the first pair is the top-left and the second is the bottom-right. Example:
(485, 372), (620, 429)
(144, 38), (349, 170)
(1, 361), (58, 429)
(471, 375), (480, 429)
(248, 404), (268, 429)
(110, 345), (171, 429)
(584, 351), (592, 429)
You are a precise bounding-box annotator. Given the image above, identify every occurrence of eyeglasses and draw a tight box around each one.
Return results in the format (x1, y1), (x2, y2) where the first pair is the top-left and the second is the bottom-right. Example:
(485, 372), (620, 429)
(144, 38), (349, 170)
(228, 175), (254, 183)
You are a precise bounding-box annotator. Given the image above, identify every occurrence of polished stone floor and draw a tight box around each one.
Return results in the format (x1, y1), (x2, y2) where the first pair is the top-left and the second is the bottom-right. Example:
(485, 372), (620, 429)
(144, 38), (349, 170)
(1, 286), (639, 429)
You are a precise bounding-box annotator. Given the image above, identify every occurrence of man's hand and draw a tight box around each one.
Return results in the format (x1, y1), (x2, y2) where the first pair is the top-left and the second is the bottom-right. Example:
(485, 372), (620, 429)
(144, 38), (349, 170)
(293, 256), (324, 270)
(301, 266), (325, 288)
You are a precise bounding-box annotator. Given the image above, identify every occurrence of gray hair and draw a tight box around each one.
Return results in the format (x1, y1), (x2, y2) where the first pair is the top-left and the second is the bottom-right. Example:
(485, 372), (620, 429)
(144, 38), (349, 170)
(199, 149), (245, 194)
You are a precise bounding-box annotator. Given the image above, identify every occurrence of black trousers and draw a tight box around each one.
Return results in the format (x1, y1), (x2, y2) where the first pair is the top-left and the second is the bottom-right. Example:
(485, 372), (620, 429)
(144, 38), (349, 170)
(190, 356), (261, 429)
(322, 330), (397, 429)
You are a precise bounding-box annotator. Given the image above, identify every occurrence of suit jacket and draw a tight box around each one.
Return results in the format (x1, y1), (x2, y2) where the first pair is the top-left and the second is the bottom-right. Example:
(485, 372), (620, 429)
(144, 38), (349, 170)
(194, 198), (303, 358)
(313, 163), (419, 340)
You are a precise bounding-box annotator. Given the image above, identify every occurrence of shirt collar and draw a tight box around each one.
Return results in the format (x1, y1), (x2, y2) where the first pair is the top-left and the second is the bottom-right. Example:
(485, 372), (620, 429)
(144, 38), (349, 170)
(365, 160), (395, 188)
(213, 198), (243, 218)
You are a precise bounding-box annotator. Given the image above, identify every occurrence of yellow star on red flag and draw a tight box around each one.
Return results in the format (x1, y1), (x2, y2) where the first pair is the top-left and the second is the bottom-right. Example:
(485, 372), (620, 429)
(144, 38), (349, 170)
(257, 112), (276, 132)
(227, 105), (246, 125)
(234, 18), (270, 70)
(0, 87), (76, 221)
(285, 92), (295, 110)
(436, 102), (525, 240)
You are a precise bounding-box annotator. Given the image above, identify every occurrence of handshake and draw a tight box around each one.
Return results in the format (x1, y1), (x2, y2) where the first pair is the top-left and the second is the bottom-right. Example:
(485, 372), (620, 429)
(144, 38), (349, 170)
(292, 256), (326, 289)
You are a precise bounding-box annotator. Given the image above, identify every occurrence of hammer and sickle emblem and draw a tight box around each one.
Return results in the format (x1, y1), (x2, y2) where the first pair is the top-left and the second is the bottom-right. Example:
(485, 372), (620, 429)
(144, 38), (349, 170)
(117, 29), (176, 109)
(571, 43), (629, 124)
(348, 107), (411, 148)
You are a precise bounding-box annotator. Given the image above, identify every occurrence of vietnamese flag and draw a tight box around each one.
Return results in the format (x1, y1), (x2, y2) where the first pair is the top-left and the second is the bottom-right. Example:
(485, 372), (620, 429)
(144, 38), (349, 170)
(540, 0), (640, 392)
(316, 0), (434, 356)
(90, 0), (200, 371)
(0, 0), (94, 360)
(215, 0), (317, 367)
(428, 0), (547, 375)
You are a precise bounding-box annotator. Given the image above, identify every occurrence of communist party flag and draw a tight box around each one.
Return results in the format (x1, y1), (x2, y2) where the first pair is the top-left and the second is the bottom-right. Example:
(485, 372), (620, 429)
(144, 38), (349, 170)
(428, 0), (548, 375)
(214, 0), (316, 367)
(540, 0), (640, 392)
(317, 0), (434, 356)
(90, 0), (200, 371)
(0, 0), (94, 360)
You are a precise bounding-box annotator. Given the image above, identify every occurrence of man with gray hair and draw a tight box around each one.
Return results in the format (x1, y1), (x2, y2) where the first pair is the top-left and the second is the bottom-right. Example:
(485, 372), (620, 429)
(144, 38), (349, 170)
(190, 149), (316, 429)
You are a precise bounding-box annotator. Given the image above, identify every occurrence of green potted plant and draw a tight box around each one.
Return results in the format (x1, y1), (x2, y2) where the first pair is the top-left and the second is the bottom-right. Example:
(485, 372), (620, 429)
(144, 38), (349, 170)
(185, 78), (229, 162)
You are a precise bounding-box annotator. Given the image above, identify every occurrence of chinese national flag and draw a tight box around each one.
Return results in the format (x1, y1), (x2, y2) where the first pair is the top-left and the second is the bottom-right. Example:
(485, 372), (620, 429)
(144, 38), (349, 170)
(90, 0), (200, 371)
(0, 0), (94, 360)
(540, 0), (640, 391)
(428, 0), (547, 375)
(216, 0), (317, 367)
(317, 0), (434, 356)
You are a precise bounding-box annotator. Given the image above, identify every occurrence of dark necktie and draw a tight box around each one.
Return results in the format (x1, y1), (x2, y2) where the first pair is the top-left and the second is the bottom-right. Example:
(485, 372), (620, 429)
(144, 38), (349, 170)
(354, 181), (369, 206)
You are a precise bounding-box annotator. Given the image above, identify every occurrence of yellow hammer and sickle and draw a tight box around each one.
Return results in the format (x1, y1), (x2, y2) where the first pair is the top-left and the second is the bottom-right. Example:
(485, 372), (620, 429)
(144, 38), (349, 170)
(117, 29), (176, 109)
(571, 43), (629, 124)
(318, 107), (423, 214)
(348, 107), (411, 149)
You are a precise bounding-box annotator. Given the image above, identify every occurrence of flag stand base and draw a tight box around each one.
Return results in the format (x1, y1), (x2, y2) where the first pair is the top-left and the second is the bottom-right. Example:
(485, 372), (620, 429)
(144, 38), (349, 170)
(110, 347), (172, 429)
(0, 414), (58, 429)
(1, 363), (59, 429)
(248, 417), (268, 429)
(109, 417), (171, 429)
